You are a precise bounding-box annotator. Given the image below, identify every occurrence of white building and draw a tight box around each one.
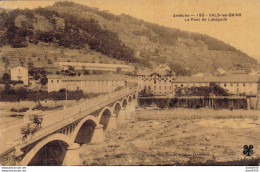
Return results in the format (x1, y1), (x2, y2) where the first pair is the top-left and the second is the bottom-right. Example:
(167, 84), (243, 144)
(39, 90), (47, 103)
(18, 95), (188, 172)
(11, 66), (28, 85)
(137, 69), (258, 97)
(137, 70), (175, 96)
(47, 74), (131, 93)
(174, 71), (258, 96)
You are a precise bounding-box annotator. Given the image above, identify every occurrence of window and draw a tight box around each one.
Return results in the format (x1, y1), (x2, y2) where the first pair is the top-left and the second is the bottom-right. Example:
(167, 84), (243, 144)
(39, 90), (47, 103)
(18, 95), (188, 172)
(164, 80), (166, 84)
(51, 80), (53, 83)
(224, 83), (226, 87)
(154, 80), (156, 84)
(164, 86), (167, 90)
(230, 83), (233, 87)
(243, 83), (246, 87)
(77, 87), (79, 90)
(57, 80), (59, 83)
(181, 84), (183, 87)
(175, 85), (177, 87)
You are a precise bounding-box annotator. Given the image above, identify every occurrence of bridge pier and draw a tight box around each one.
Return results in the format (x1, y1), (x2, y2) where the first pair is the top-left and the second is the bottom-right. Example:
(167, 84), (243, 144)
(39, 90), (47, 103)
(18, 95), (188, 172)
(130, 99), (137, 113)
(125, 106), (132, 120)
(117, 107), (126, 124)
(131, 99), (137, 120)
(106, 114), (117, 131)
(91, 124), (104, 143)
(125, 101), (136, 120)
(62, 143), (81, 166)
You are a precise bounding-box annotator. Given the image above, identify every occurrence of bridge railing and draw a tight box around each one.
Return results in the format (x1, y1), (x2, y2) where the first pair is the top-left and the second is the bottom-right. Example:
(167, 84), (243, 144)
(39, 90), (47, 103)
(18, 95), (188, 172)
(15, 88), (135, 148)
(41, 88), (131, 124)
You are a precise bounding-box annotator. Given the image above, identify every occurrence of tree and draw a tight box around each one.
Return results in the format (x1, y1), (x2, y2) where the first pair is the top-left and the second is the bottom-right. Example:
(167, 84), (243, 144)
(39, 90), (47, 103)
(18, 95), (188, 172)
(27, 62), (34, 69)
(4, 58), (9, 70)
(34, 74), (40, 80)
(29, 70), (35, 76)
(39, 69), (46, 76)
(84, 70), (90, 75)
(16, 87), (28, 100)
(68, 66), (75, 71)
(2, 56), (6, 63)
(4, 84), (10, 91)
(47, 59), (53, 64)
(40, 77), (48, 86)
(116, 67), (122, 74)
(32, 92), (42, 107)
(3, 73), (11, 84)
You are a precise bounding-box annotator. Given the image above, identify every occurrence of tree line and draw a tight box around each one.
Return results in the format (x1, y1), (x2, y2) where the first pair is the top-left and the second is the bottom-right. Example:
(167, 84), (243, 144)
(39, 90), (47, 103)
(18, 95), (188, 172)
(0, 8), (136, 63)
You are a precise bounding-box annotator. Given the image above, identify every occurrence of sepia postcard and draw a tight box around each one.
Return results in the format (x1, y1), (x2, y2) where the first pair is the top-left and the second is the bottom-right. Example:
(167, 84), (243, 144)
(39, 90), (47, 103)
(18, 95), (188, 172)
(0, 0), (259, 170)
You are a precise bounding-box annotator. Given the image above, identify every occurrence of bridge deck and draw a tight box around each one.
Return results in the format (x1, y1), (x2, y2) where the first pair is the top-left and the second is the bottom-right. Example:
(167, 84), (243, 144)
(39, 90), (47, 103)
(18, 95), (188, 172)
(0, 89), (136, 157)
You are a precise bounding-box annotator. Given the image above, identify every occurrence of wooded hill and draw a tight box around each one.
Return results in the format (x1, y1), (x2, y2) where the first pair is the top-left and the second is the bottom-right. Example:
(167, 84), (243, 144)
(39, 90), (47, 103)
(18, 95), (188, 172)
(0, 1), (258, 75)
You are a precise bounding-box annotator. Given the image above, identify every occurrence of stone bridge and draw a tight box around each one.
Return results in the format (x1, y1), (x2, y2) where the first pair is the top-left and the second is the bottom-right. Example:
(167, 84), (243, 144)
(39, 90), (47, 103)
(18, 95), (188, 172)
(13, 89), (137, 166)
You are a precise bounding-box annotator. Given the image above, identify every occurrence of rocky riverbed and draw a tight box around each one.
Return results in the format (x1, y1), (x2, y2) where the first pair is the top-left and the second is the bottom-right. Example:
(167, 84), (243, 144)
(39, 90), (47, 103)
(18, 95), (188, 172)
(79, 108), (260, 165)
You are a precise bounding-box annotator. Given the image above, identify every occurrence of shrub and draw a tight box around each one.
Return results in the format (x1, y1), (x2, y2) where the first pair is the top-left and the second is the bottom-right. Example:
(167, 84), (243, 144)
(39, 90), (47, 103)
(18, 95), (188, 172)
(32, 104), (62, 111)
(10, 107), (29, 112)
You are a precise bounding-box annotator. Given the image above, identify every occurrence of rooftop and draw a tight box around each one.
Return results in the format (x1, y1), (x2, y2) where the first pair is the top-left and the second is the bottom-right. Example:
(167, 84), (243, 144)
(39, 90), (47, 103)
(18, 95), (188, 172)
(175, 74), (258, 83)
(137, 70), (174, 76)
(47, 74), (129, 81)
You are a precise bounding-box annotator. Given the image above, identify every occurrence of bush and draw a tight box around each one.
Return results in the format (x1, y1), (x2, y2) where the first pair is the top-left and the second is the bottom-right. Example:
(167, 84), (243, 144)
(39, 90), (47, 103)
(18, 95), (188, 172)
(174, 83), (229, 97)
(10, 107), (29, 112)
(32, 104), (62, 111)
(114, 86), (124, 92)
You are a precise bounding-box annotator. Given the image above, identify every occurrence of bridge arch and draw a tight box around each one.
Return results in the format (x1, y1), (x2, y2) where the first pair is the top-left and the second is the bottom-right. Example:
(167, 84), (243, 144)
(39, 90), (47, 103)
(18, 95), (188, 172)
(20, 134), (73, 166)
(71, 115), (99, 144)
(98, 106), (113, 131)
(121, 98), (128, 108)
(132, 93), (136, 99)
(112, 101), (121, 117)
(128, 95), (133, 103)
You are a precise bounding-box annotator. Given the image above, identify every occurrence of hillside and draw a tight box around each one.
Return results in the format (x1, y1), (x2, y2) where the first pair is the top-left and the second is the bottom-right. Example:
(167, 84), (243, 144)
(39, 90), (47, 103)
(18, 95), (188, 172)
(0, 1), (258, 75)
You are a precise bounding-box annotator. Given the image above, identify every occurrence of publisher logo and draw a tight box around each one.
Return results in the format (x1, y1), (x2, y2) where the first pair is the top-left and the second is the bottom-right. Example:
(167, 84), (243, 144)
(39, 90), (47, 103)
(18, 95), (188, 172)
(243, 145), (254, 156)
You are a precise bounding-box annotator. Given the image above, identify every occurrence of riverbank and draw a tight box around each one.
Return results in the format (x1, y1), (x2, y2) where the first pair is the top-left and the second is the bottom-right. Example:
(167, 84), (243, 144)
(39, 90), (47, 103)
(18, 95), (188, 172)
(79, 108), (260, 165)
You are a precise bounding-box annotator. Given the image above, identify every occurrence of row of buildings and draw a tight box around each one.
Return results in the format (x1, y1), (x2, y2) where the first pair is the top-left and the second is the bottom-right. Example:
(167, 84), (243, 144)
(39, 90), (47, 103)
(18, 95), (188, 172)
(47, 74), (136, 93)
(5, 65), (136, 93)
(137, 70), (258, 96)
(6, 65), (259, 97)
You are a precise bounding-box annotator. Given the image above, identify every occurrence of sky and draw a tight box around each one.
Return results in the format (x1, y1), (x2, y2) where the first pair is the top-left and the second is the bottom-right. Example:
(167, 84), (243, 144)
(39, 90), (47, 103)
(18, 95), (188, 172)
(1, 0), (260, 62)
